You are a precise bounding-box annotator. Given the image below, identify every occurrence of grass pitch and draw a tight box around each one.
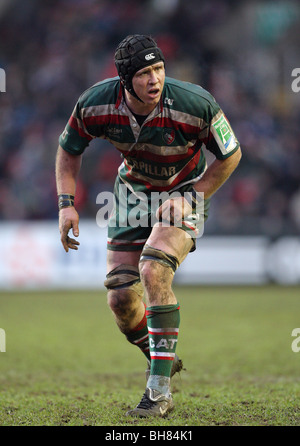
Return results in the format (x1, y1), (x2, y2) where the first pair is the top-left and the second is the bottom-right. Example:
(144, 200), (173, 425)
(1, 285), (300, 426)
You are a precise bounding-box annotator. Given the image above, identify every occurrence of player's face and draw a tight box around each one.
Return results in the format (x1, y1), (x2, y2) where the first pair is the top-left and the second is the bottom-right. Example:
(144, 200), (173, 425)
(132, 62), (165, 107)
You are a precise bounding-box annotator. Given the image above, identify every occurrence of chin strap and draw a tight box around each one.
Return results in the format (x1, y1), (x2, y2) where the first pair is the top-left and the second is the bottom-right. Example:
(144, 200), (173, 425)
(121, 81), (144, 103)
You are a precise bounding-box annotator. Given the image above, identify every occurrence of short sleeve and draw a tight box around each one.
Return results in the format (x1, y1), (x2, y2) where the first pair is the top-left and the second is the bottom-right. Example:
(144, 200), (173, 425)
(205, 108), (240, 160)
(59, 101), (94, 155)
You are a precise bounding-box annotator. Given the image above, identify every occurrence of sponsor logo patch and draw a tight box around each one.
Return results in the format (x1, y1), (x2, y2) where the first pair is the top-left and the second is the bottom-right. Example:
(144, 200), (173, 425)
(212, 114), (237, 152)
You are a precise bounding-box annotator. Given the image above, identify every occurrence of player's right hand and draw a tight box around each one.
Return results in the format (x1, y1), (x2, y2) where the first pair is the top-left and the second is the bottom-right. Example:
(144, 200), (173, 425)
(59, 207), (80, 252)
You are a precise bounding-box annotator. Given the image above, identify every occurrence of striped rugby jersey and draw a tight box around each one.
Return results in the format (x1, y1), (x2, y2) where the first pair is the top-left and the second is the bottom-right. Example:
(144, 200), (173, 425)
(59, 76), (240, 194)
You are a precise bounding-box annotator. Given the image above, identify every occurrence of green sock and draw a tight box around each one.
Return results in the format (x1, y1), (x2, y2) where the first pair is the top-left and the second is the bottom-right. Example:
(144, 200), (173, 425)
(125, 304), (150, 361)
(146, 303), (180, 394)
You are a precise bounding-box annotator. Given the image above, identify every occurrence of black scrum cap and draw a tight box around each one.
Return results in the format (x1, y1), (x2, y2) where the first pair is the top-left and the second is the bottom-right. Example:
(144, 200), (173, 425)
(114, 34), (165, 102)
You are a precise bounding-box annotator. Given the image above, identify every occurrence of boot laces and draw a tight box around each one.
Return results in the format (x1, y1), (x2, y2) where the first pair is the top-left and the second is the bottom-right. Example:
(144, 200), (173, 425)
(137, 391), (156, 410)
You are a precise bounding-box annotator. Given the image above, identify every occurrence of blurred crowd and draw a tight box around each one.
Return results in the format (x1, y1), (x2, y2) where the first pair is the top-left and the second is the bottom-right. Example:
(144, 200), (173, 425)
(0, 0), (299, 236)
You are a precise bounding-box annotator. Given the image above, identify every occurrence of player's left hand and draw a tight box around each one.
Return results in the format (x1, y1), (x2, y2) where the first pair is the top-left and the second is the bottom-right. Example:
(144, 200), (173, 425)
(156, 197), (193, 225)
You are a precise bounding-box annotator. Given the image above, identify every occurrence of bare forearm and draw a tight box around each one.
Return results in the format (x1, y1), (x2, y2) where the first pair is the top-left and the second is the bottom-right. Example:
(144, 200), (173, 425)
(194, 148), (242, 199)
(55, 145), (82, 195)
(55, 145), (82, 252)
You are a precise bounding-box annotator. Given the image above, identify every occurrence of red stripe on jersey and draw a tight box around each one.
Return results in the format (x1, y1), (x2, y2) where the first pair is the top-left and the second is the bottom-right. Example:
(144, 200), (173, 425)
(168, 150), (201, 185)
(131, 143), (200, 164)
(68, 116), (93, 140)
(84, 114), (130, 127)
(115, 84), (123, 108)
(123, 152), (201, 191)
(145, 117), (200, 135)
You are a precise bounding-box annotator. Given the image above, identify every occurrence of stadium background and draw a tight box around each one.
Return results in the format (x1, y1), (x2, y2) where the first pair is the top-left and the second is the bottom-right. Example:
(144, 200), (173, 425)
(0, 0), (299, 288)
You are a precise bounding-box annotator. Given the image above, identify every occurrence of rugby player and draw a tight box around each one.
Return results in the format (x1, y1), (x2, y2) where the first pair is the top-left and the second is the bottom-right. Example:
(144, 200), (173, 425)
(55, 35), (241, 417)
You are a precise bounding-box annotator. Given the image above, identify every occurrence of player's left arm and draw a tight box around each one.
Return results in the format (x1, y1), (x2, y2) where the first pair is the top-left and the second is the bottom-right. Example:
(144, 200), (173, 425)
(156, 148), (241, 223)
(193, 147), (242, 199)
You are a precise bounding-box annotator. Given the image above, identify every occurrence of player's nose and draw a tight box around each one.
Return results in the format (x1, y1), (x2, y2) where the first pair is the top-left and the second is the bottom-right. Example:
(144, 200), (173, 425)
(149, 70), (159, 84)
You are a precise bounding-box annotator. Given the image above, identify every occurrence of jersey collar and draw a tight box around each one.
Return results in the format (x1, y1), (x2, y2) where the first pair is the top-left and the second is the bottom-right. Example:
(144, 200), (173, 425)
(115, 79), (164, 117)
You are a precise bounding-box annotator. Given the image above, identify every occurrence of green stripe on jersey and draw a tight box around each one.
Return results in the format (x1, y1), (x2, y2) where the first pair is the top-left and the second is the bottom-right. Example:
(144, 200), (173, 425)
(59, 76), (240, 193)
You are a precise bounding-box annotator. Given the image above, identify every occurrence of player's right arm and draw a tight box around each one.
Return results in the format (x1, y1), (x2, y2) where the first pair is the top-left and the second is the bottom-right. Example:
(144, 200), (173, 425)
(55, 145), (82, 252)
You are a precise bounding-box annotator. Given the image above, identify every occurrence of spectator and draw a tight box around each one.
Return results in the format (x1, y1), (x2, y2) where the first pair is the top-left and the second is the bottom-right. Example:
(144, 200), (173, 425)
(0, 0), (299, 236)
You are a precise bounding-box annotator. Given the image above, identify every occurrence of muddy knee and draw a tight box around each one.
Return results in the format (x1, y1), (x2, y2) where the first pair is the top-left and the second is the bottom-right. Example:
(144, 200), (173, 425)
(139, 245), (179, 280)
(139, 245), (179, 303)
(105, 264), (144, 331)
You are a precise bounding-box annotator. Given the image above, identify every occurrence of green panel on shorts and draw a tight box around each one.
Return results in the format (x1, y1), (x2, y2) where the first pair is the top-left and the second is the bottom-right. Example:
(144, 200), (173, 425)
(107, 176), (210, 252)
